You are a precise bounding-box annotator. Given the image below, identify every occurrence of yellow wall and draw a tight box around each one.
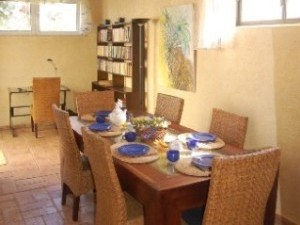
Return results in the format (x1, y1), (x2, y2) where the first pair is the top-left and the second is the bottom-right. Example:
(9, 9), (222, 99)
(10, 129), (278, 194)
(0, 34), (97, 126)
(273, 26), (300, 223)
(95, 0), (300, 223)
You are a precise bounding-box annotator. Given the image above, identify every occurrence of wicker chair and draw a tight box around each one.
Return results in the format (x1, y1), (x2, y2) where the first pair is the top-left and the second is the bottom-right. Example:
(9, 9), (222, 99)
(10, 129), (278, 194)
(209, 108), (248, 148)
(52, 104), (94, 221)
(81, 127), (144, 225)
(183, 147), (280, 225)
(154, 93), (184, 124)
(31, 77), (60, 138)
(76, 90), (115, 119)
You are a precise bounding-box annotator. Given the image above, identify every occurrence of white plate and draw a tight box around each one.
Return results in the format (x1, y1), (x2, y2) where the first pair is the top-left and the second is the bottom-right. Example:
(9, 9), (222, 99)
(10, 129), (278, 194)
(163, 133), (177, 143)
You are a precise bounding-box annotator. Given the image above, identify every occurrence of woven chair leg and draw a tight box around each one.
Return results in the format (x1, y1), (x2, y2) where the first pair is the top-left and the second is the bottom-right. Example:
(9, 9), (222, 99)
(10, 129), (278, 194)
(31, 117), (34, 132)
(61, 183), (69, 205)
(34, 124), (38, 138)
(72, 196), (80, 221)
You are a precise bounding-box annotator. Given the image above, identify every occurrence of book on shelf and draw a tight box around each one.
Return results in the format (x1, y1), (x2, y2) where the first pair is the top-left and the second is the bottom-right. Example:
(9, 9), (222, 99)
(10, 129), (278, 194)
(112, 62), (132, 76)
(124, 25), (131, 42)
(98, 59), (107, 71)
(110, 46), (129, 59)
(98, 29), (108, 42)
(112, 26), (133, 42)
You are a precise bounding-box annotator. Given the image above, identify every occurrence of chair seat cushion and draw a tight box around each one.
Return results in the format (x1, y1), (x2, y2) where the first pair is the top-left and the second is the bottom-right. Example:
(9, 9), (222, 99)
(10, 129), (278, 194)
(182, 206), (204, 225)
(80, 153), (91, 171)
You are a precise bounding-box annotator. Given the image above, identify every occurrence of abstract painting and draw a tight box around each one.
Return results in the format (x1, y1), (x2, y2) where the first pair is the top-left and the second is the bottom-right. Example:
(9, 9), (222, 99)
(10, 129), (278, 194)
(159, 4), (195, 92)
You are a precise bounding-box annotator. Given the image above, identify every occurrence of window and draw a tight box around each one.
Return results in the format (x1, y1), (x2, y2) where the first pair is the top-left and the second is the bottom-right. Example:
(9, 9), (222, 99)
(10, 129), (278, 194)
(0, 1), (31, 31)
(0, 0), (86, 34)
(237, 0), (300, 25)
(39, 3), (78, 32)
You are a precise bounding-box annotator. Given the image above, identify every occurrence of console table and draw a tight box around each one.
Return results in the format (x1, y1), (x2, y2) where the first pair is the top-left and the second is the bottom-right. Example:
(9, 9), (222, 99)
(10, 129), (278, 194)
(8, 85), (70, 136)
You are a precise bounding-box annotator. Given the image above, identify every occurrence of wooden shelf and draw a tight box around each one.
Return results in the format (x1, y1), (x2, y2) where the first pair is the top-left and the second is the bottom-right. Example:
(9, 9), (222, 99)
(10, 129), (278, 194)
(93, 18), (148, 112)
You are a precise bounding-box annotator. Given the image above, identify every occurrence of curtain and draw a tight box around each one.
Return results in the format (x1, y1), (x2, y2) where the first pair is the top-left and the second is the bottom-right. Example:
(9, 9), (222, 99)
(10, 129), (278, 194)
(198, 0), (237, 49)
(78, 0), (93, 34)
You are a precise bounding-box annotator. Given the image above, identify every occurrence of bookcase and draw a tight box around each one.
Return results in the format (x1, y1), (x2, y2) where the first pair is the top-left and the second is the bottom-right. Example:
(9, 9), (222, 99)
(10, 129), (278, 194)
(92, 18), (148, 112)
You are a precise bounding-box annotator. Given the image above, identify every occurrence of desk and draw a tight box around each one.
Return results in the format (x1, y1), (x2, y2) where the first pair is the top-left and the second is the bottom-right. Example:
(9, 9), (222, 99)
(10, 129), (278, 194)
(70, 117), (277, 225)
(8, 85), (70, 135)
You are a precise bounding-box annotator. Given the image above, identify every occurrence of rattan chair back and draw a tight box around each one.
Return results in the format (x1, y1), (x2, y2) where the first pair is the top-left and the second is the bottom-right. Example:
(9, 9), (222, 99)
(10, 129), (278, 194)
(76, 90), (115, 119)
(154, 93), (184, 124)
(31, 77), (60, 137)
(82, 127), (143, 225)
(52, 104), (94, 221)
(209, 108), (248, 148)
(202, 147), (280, 225)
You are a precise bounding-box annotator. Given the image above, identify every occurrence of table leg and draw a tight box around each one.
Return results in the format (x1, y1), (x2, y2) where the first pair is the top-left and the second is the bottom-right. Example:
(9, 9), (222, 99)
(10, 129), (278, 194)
(143, 198), (165, 225)
(62, 90), (67, 110)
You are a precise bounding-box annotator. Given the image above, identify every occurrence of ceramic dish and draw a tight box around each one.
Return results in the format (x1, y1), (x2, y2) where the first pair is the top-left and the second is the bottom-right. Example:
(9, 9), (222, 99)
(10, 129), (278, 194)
(178, 133), (216, 143)
(88, 122), (111, 131)
(191, 154), (214, 169)
(189, 132), (217, 143)
(118, 143), (150, 157)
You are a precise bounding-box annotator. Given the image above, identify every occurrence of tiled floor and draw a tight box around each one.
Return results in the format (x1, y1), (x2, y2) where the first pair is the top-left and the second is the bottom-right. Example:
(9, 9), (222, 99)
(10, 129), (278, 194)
(0, 127), (94, 225)
(0, 127), (285, 225)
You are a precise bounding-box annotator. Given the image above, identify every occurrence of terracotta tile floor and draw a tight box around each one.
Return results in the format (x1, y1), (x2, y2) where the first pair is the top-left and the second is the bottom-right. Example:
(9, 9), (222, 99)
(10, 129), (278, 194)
(0, 127), (94, 225)
(0, 127), (285, 225)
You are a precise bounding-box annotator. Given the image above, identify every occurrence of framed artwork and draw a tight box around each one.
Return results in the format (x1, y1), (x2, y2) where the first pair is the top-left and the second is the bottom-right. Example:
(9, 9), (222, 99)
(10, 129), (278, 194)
(159, 4), (195, 92)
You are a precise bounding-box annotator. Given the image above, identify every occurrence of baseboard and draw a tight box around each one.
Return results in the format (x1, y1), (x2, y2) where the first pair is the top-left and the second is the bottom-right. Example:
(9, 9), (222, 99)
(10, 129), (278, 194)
(0, 125), (10, 130)
(276, 214), (299, 225)
(0, 124), (30, 131)
(0, 123), (55, 131)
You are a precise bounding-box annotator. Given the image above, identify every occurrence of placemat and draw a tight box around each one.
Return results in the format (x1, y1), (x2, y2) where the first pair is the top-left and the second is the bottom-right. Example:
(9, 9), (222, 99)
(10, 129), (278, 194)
(111, 142), (159, 164)
(175, 158), (211, 177)
(0, 150), (7, 166)
(197, 138), (225, 150)
(81, 113), (96, 122)
(98, 130), (123, 137)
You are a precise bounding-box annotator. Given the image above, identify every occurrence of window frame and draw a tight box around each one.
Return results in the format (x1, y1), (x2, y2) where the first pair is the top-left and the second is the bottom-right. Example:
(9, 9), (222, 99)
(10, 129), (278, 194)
(0, 0), (81, 36)
(237, 0), (300, 26)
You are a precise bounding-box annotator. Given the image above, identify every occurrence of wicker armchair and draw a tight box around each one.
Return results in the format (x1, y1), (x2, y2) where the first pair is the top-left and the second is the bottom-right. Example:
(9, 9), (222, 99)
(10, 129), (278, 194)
(209, 108), (248, 148)
(31, 77), (60, 138)
(154, 93), (184, 124)
(52, 104), (94, 221)
(82, 127), (144, 225)
(76, 90), (115, 119)
(183, 147), (280, 225)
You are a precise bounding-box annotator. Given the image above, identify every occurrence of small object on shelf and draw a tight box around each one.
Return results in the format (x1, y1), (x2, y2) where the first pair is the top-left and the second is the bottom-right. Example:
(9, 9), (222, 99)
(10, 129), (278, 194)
(105, 19), (111, 25)
(97, 80), (113, 87)
(118, 17), (125, 23)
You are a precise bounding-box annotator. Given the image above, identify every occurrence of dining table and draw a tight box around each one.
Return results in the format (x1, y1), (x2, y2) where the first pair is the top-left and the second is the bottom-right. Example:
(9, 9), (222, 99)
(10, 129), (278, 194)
(69, 115), (277, 225)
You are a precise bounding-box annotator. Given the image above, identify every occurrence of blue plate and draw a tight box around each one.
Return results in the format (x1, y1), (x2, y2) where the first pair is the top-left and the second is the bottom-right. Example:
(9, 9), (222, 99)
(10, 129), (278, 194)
(192, 154), (214, 169)
(118, 144), (150, 157)
(190, 132), (217, 143)
(95, 110), (111, 117)
(88, 122), (111, 131)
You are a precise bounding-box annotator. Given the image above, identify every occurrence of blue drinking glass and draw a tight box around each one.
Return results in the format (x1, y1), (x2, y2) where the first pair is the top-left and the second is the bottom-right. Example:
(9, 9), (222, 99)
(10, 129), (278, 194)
(186, 138), (198, 150)
(123, 131), (137, 142)
(166, 150), (180, 164)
